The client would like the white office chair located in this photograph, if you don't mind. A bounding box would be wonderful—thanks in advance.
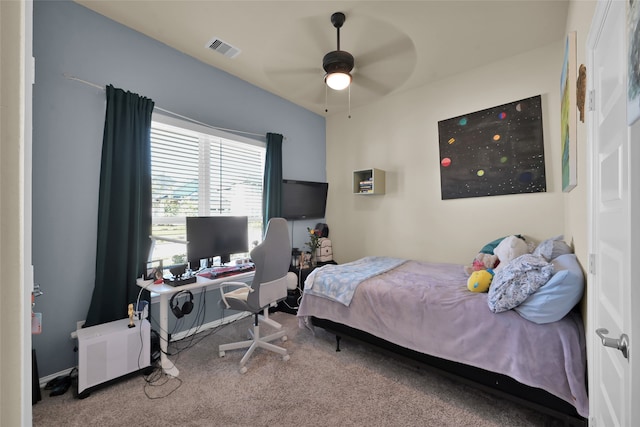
[218,218,292,373]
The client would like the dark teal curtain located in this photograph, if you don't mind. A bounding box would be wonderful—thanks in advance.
[85,85,155,327]
[262,133,283,229]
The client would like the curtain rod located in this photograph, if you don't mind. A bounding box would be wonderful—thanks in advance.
[63,73,269,139]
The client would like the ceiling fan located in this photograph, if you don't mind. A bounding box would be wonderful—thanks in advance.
[323,12,354,91]
[262,10,417,113]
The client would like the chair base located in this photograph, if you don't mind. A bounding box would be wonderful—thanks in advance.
[259,307,282,330]
[219,314,289,373]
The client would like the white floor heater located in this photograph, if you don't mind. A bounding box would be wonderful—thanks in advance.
[76,317,150,396]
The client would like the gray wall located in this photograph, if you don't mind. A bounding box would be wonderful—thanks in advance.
[32,0,325,377]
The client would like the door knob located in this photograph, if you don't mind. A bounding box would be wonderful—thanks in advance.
[596,328,629,359]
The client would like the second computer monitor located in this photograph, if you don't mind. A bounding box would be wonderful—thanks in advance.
[186,216,249,268]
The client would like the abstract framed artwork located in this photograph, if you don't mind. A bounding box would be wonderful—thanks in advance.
[438,95,546,200]
[628,0,640,125]
[561,31,577,192]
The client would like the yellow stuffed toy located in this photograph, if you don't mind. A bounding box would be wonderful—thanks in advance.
[467,269,494,292]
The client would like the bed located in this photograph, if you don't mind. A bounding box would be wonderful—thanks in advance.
[296,250,588,426]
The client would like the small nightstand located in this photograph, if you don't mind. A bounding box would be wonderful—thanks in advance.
[293,261,337,290]
[273,262,337,314]
[294,266,315,291]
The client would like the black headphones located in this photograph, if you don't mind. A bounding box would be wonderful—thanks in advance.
[170,290,194,319]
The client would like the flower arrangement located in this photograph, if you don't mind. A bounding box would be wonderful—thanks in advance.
[305,227,321,255]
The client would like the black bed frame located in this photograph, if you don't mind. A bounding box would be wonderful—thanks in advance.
[312,317,587,427]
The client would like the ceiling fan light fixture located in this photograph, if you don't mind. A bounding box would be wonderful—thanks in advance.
[325,71,352,90]
[322,12,355,92]
[322,49,354,91]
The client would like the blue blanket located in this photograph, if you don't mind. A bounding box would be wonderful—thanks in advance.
[304,256,407,306]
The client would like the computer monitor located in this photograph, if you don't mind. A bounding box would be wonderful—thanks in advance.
[186,216,249,268]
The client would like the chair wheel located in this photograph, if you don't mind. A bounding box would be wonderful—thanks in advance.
[219,351,225,357]
[283,354,290,362]
[281,335,288,342]
[239,366,248,374]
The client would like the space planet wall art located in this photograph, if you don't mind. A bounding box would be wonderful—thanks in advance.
[438,95,546,200]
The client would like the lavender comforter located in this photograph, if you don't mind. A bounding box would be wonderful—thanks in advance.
[297,260,588,417]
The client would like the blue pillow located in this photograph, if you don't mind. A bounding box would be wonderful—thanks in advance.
[514,253,584,324]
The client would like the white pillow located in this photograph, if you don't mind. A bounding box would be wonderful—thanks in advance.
[514,254,584,324]
[487,253,553,313]
[532,235,572,261]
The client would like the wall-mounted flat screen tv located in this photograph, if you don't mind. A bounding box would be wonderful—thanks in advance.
[281,179,328,220]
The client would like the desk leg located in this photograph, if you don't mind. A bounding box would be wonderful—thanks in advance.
[159,293,179,377]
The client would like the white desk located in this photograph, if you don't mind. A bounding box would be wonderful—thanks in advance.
[136,271,254,377]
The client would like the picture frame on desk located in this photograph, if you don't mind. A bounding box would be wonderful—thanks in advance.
[144,259,163,281]
[300,253,313,269]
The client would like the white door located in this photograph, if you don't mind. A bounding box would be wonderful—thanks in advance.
[587,0,639,425]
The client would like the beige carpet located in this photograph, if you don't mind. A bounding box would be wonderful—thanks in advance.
[33,312,564,426]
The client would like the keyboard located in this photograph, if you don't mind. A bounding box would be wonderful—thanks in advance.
[197,264,255,279]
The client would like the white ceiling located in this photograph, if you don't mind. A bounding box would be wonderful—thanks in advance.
[75,1,569,116]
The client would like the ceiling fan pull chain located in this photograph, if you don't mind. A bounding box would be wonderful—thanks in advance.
[325,85,328,114]
[348,86,351,119]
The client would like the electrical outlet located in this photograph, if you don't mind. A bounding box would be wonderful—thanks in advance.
[77,320,86,330]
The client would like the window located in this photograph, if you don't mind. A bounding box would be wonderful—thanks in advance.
[149,114,265,268]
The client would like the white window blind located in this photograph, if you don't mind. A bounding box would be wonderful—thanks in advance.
[150,116,265,267]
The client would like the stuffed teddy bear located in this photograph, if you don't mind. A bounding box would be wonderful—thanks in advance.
[467,268,494,292]
[464,253,499,275]
[492,235,529,272]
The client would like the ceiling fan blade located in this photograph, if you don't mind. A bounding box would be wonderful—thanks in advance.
[352,73,394,97]
[331,13,416,95]
[350,36,415,97]
[355,36,416,70]
[299,14,336,54]
[264,67,319,78]
[269,13,335,63]
[309,86,329,106]
[263,13,340,93]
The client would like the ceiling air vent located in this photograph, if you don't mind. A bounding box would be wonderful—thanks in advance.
[206,37,241,58]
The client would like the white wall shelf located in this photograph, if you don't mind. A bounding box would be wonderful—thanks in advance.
[353,168,385,195]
